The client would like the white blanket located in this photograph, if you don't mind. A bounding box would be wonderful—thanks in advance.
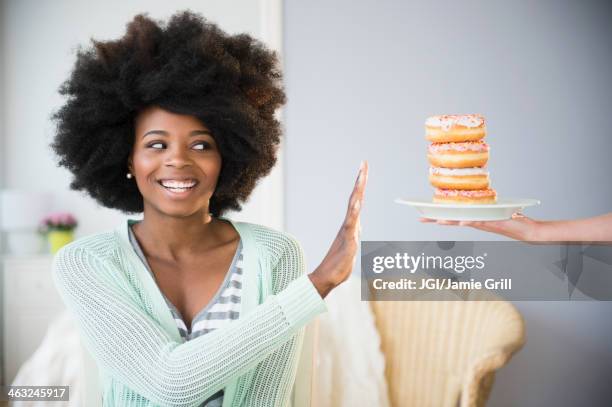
[313,276,391,407]
[11,309,83,407]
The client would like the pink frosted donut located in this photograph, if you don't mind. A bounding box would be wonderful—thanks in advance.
[429,166,490,190]
[425,114,486,143]
[427,141,489,168]
[433,188,497,204]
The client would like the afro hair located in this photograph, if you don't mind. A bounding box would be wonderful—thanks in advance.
[50,10,286,217]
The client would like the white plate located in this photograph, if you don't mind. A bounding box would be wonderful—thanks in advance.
[395,197,540,221]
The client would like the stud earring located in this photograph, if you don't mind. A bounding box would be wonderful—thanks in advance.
[126,173,133,179]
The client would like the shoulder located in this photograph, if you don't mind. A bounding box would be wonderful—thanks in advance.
[55,230,118,261]
[52,230,123,282]
[51,230,146,313]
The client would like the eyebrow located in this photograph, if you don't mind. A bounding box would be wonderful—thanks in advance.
[142,130,212,139]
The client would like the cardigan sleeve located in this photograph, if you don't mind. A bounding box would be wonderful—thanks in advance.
[242,329,306,405]
[51,238,327,407]
[241,232,311,405]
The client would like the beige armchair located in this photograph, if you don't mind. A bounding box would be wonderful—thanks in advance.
[370,291,525,407]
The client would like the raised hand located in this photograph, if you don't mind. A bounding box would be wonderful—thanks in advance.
[308,161,369,298]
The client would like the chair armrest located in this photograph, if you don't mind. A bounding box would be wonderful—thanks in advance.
[459,298,527,407]
[460,341,525,407]
[292,316,320,407]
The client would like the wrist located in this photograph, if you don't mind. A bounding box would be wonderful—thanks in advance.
[308,270,335,299]
[530,220,562,241]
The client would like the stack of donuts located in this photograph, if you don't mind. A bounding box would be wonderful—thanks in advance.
[425,114,497,204]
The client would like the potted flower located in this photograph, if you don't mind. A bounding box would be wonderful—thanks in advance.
[38,212,78,254]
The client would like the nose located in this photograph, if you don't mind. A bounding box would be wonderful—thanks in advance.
[164,144,193,168]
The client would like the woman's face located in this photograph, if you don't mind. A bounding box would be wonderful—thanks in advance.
[129,105,222,218]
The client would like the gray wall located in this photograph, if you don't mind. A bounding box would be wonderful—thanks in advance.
[284,0,612,405]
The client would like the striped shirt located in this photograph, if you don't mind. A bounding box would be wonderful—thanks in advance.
[128,221,243,407]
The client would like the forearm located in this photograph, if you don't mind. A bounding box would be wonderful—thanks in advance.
[242,328,305,405]
[63,272,318,407]
[535,213,612,242]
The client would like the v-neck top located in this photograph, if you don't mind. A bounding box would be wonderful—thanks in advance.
[127,220,243,406]
[127,220,243,339]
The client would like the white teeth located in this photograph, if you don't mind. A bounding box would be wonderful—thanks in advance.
[160,180,197,188]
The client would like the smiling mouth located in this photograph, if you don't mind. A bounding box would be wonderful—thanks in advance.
[157,180,199,195]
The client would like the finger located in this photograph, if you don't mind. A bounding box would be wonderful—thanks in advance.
[419,217,437,223]
[360,160,369,192]
[354,216,361,243]
[346,161,368,220]
[465,220,513,233]
[341,194,360,232]
[353,160,369,200]
[345,197,362,228]
[338,205,360,245]
[353,161,369,211]
[344,187,367,233]
[436,220,460,225]
[347,162,365,210]
[353,162,363,186]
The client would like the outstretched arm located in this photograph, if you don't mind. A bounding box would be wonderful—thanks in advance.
[420,212,612,242]
[244,160,371,404]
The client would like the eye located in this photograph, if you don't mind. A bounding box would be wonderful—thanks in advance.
[146,141,211,150]
[193,141,211,150]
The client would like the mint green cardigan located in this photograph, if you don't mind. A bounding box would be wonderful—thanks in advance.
[51,217,328,406]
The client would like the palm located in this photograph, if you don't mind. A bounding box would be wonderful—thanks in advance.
[315,162,368,288]
[419,214,539,241]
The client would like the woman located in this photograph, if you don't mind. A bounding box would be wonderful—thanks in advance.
[50,11,368,406]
